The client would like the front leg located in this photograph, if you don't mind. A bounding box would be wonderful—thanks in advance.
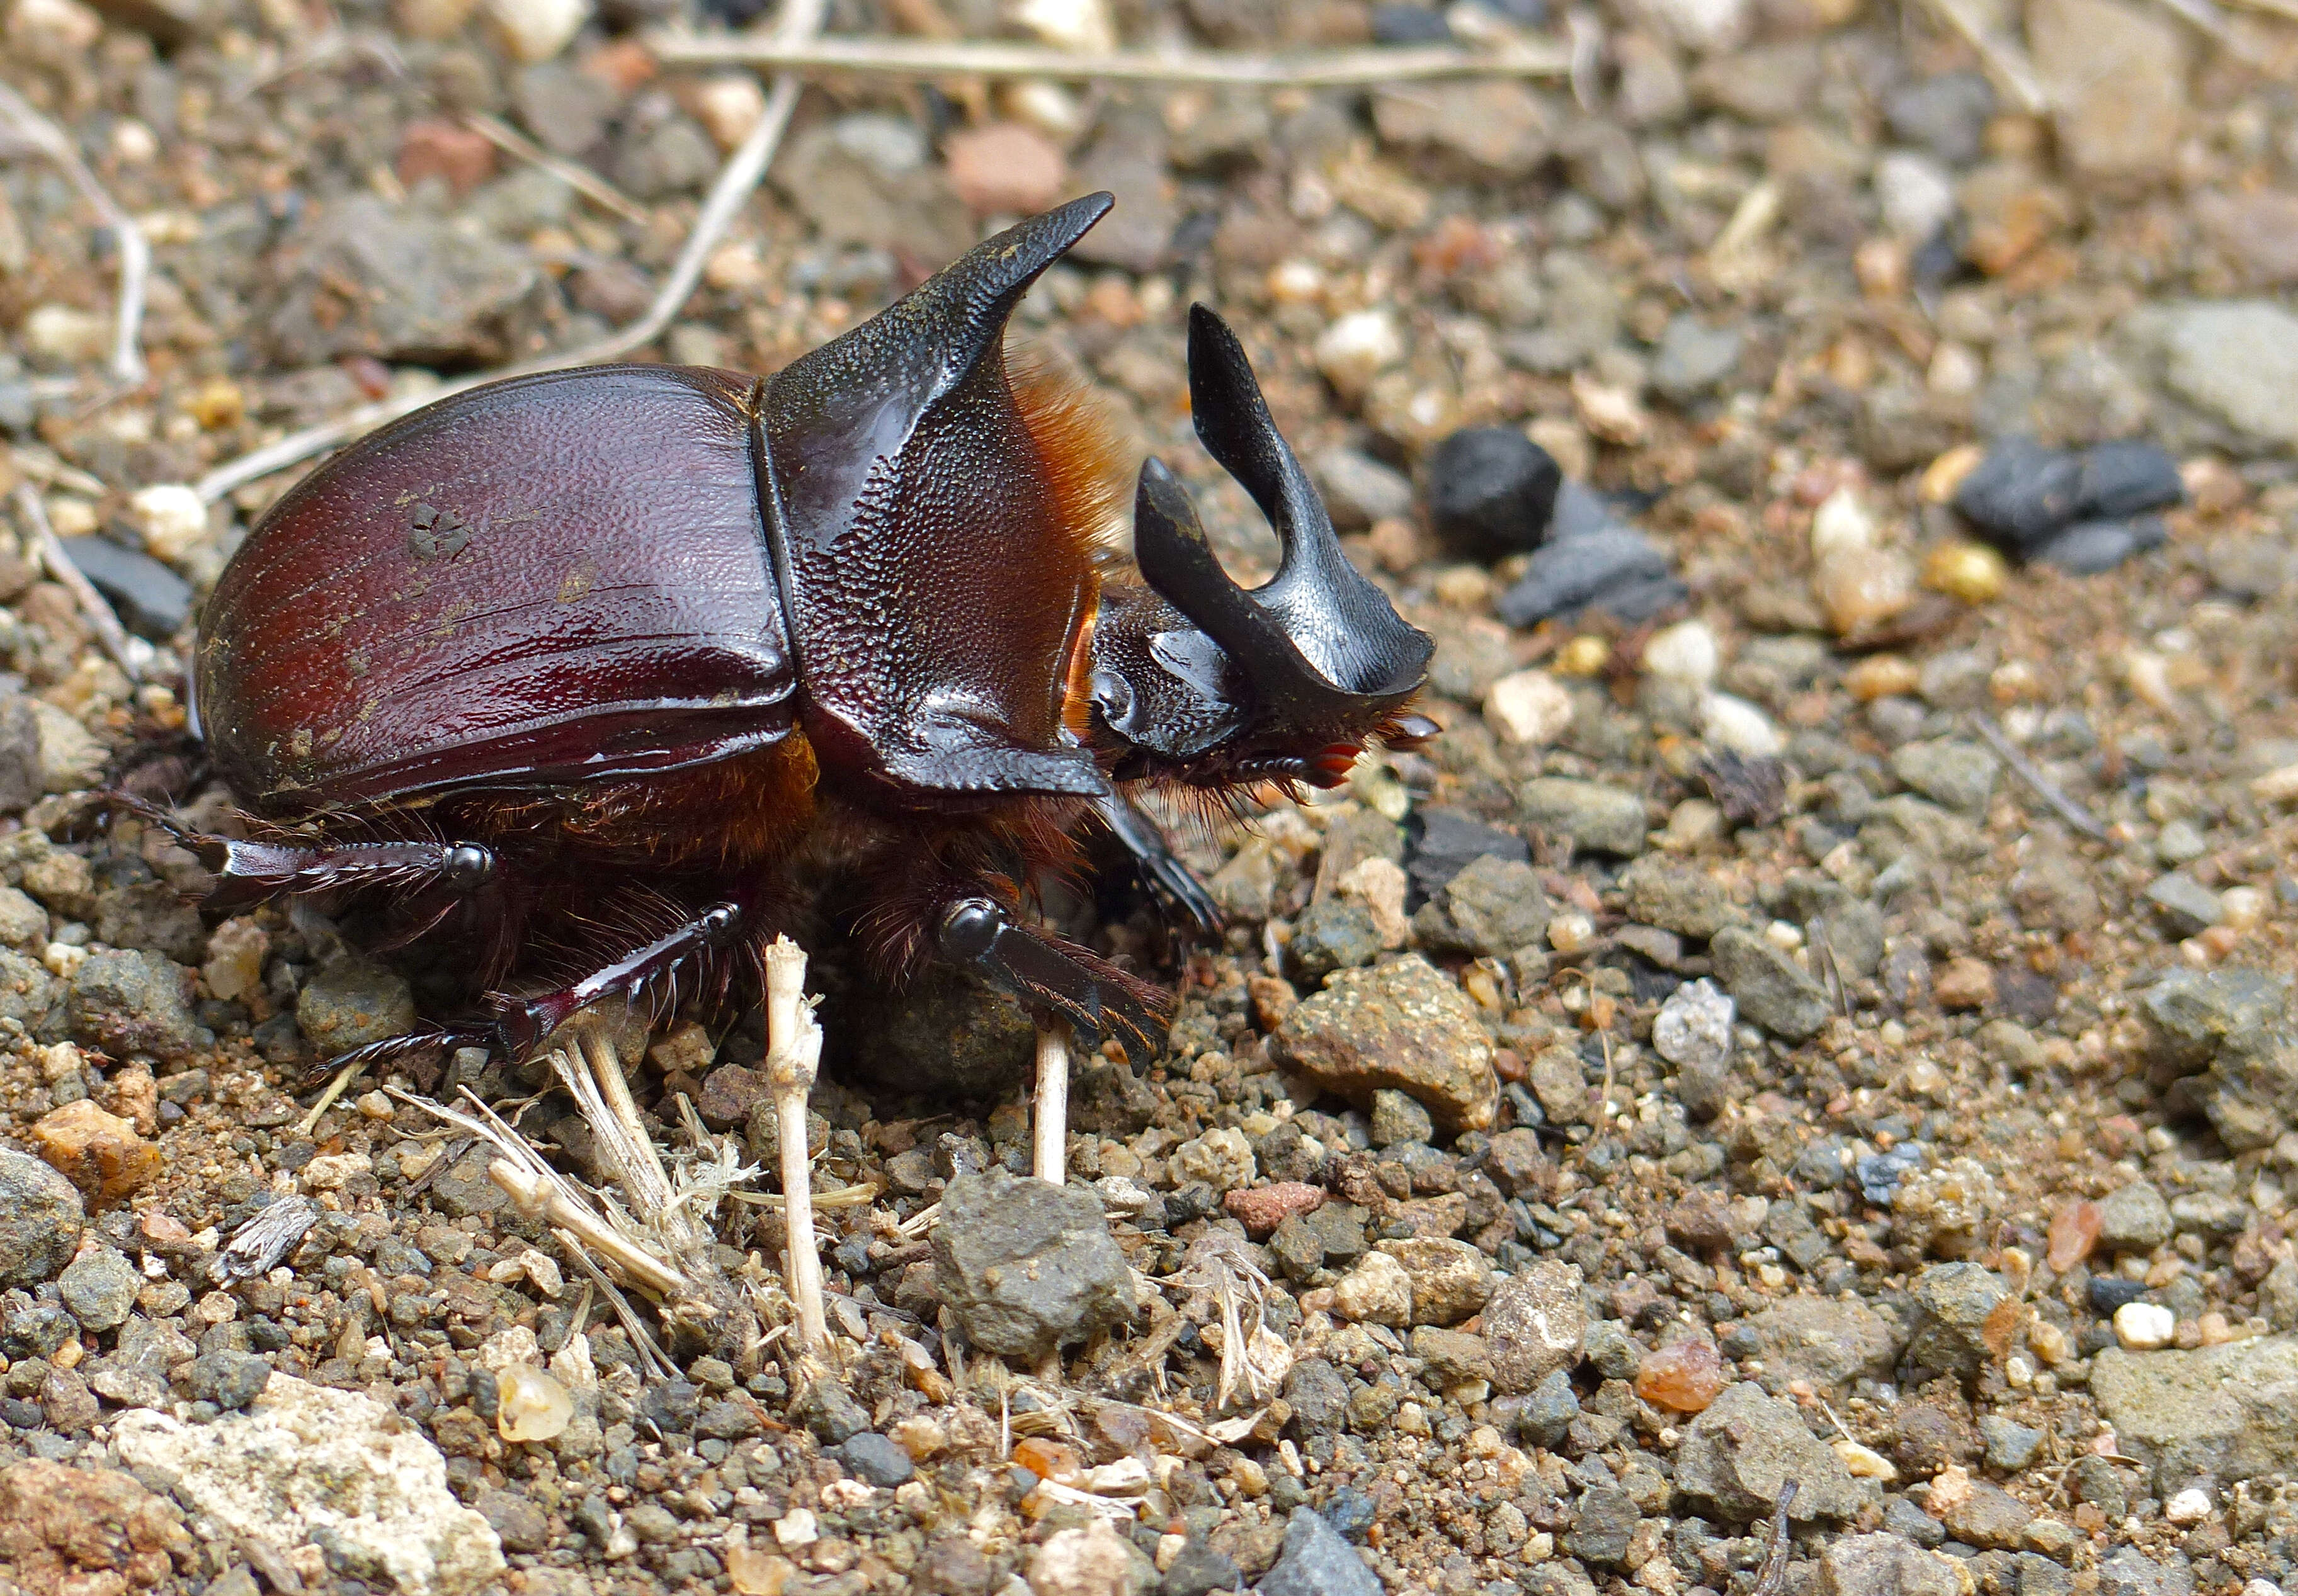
[1092,790,1222,936]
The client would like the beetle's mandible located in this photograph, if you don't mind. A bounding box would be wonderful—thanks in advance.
[165,193,1434,1078]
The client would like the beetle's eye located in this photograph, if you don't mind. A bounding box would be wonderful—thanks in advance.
[1089,668,1135,728]
[445,844,495,888]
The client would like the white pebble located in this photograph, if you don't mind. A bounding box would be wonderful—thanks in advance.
[1875,150,1957,244]
[1010,0,1115,52]
[771,1508,819,1549]
[690,74,766,152]
[2164,1486,2212,1525]
[130,484,210,564]
[1484,669,1573,746]
[495,1363,574,1442]
[1315,309,1404,398]
[485,0,588,62]
[1641,620,1719,688]
[2113,1301,2176,1350]
[2243,1580,2284,1596]
[20,303,109,366]
[1701,691,1783,758]
[1809,487,1877,558]
[1547,912,1596,954]
[5,0,101,59]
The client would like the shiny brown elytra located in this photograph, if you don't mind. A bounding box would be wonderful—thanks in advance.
[166,193,1434,1072]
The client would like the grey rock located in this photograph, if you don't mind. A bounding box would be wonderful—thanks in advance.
[1518,778,1647,857]
[1258,1507,1379,1596]
[1411,852,1551,957]
[774,115,970,263]
[1163,1539,1239,1596]
[92,864,206,964]
[1515,1367,1579,1447]
[2124,300,2298,455]
[791,1377,869,1445]
[2011,849,2103,934]
[1314,448,1415,531]
[1673,1381,1861,1523]
[57,1245,139,1332]
[1783,876,1886,980]
[2156,818,2208,866]
[1884,69,1997,165]
[1890,740,1998,815]
[1368,1090,1433,1149]
[1268,1215,1324,1283]
[2143,966,2285,1073]
[1618,855,1744,940]
[2090,1337,2298,1486]
[2169,1191,2248,1237]
[0,696,43,815]
[611,113,717,201]
[1583,1319,1642,1381]
[1405,808,1530,905]
[836,1432,915,1486]
[0,1149,82,1286]
[2032,516,2168,575]
[57,538,192,639]
[2263,1255,2298,1330]
[1377,1237,1494,1326]
[1709,927,1830,1042]
[0,948,60,1033]
[1906,1262,2009,1378]
[2018,1555,2074,1596]
[2097,1549,2193,1596]
[1981,1414,2046,1471]
[474,1489,550,1554]
[933,1168,1137,1360]
[1269,955,1499,1133]
[1566,1486,1638,1566]
[1494,526,1683,629]
[1820,1533,1972,1596]
[180,1349,272,1412]
[842,965,1033,1099]
[1286,897,1382,984]
[1650,314,1743,403]
[1066,133,1176,271]
[71,949,210,1065]
[513,62,618,155]
[1409,1326,1492,1387]
[297,958,417,1060]
[1483,1260,1585,1392]
[1734,1297,1907,1398]
[1280,1359,1350,1436]
[1425,427,1561,560]
[261,196,539,367]
[2099,1182,2173,1252]
[2143,873,2221,937]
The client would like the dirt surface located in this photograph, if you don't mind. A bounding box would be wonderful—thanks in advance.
[7,0,2298,1594]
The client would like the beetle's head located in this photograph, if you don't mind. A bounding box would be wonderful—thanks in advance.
[1089,307,1435,791]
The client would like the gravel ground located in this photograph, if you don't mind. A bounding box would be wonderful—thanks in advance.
[6,0,2298,1594]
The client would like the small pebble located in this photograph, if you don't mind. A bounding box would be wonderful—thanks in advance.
[1484,669,1573,746]
[2164,1486,2212,1525]
[495,1364,574,1442]
[2113,1301,2176,1350]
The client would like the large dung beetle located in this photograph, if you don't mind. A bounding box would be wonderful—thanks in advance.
[154,192,1431,1340]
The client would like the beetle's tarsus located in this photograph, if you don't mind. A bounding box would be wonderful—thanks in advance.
[935,894,1166,1061]
[492,899,748,1061]
[1091,791,1222,936]
[297,1024,482,1091]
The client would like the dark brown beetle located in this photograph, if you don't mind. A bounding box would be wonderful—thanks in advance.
[164,192,1431,1084]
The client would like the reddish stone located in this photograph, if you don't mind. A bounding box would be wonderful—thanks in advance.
[1224,1181,1327,1237]
[30,1101,159,1207]
[945,123,1067,217]
[1634,1340,1727,1414]
[0,1459,186,1593]
[1933,956,1996,1012]
[395,119,497,196]
[2046,1199,2100,1271]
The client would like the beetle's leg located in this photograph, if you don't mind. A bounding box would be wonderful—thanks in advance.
[1091,791,1223,936]
[297,1024,488,1091]
[935,894,1168,1065]
[105,793,504,916]
[490,900,749,1061]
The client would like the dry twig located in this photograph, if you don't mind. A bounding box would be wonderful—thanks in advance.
[649,30,1569,84]
[0,83,149,392]
[1968,713,2108,840]
[11,483,144,681]
[192,0,830,506]
[1911,0,2047,114]
[462,113,651,225]
[1753,1481,1798,1596]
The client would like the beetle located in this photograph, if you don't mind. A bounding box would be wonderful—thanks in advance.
[159,191,1431,1098]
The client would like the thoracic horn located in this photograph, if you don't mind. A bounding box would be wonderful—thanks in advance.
[1130,306,1431,728]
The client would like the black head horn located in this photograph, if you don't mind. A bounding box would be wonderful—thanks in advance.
[1130,307,1432,727]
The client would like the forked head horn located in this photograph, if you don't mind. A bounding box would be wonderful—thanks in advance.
[1130,306,1431,732]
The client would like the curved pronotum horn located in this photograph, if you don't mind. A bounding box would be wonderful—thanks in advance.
[1130,307,1432,722]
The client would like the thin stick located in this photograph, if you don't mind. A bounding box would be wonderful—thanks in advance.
[1912,0,2047,114]
[0,83,148,390]
[1753,1481,1798,1596]
[2220,0,2298,19]
[294,1055,365,1138]
[462,113,651,226]
[1033,1021,1071,1188]
[648,31,1570,84]
[765,935,829,1355]
[191,0,829,507]
[1968,713,2107,841]
[12,484,142,681]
